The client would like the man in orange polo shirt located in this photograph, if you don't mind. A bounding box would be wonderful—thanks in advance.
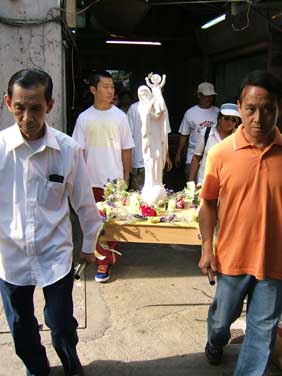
[199,70,282,375]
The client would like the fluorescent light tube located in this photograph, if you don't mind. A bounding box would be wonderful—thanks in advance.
[201,14,226,29]
[106,40,161,46]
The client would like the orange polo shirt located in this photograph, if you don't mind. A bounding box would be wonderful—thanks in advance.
[201,124,282,280]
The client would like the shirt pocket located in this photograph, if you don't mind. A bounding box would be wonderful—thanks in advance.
[39,179,65,211]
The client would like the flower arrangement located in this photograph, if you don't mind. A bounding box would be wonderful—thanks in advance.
[103,178,128,199]
[96,178,129,222]
[97,179,200,226]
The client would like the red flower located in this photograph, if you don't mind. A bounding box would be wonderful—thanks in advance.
[176,198,185,209]
[140,204,157,217]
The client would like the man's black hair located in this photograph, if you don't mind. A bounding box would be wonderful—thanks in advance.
[88,70,113,88]
[7,69,53,102]
[239,70,282,104]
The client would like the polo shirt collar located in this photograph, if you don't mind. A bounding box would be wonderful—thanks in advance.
[233,124,282,150]
[6,123,60,152]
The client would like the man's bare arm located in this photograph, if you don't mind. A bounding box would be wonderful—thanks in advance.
[122,148,132,186]
[174,134,188,168]
[198,198,218,274]
[188,154,201,182]
[166,152,173,171]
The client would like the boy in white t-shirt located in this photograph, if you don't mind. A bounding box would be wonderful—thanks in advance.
[174,82,219,180]
[72,70,135,282]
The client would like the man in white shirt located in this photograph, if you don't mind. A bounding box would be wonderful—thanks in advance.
[1,69,101,376]
[127,101,146,190]
[174,82,219,180]
[72,71,134,283]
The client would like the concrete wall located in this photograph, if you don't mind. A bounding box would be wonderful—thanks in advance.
[0,0,66,131]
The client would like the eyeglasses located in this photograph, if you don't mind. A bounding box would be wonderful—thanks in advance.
[222,115,239,123]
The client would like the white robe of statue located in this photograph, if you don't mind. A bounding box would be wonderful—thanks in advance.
[137,84,169,206]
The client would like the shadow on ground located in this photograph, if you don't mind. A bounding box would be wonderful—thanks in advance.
[74,236,203,281]
[51,350,282,376]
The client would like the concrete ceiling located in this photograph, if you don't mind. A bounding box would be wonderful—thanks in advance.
[77,0,282,42]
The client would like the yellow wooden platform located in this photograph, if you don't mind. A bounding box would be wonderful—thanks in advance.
[100,221,201,245]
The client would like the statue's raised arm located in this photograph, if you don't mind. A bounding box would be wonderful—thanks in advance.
[159,74,166,89]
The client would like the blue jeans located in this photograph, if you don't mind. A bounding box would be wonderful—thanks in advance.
[0,267,82,376]
[208,273,282,376]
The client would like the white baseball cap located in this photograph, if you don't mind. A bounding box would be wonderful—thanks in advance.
[197,82,217,96]
[220,103,241,118]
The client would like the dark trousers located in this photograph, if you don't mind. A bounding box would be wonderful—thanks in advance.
[0,267,82,376]
[129,167,145,191]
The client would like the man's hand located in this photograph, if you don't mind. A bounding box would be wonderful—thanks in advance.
[79,252,96,264]
[198,250,217,275]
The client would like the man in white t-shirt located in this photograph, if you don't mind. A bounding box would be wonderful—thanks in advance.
[174,82,219,180]
[72,70,135,283]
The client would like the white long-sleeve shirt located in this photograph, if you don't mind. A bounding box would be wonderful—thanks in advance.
[127,102,144,168]
[0,123,102,287]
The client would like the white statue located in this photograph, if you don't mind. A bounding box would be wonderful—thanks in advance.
[137,76,169,206]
